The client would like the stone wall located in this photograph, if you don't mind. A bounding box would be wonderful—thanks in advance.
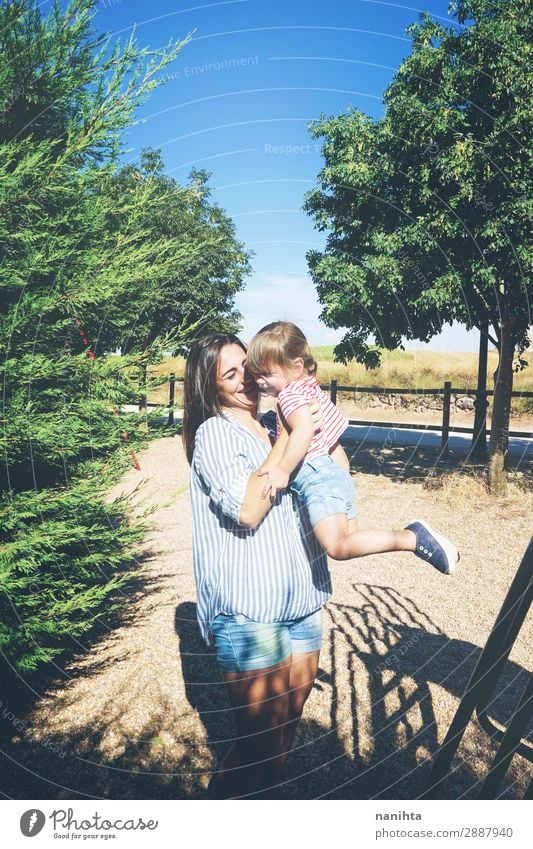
[342,391,476,414]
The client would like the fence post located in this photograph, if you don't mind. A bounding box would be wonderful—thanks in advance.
[471,390,489,459]
[471,323,489,460]
[441,381,452,455]
[168,373,176,426]
[330,379,338,406]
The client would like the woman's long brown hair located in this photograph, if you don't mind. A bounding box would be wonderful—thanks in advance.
[182,333,246,464]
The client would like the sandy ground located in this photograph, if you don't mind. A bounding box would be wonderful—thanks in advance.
[2,433,532,801]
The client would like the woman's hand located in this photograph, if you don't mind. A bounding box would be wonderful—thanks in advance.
[257,464,290,499]
[308,399,322,431]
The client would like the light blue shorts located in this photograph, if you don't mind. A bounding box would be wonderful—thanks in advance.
[290,454,357,527]
[210,608,323,672]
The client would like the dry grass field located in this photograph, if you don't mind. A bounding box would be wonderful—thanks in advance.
[145,348,533,427]
[150,347,533,394]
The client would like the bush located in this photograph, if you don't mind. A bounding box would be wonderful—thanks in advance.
[0,472,147,672]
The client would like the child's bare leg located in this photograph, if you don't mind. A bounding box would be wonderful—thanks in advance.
[314,514,416,561]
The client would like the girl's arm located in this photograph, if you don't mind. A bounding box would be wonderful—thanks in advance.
[257,404,315,496]
[240,399,321,524]
[274,405,315,475]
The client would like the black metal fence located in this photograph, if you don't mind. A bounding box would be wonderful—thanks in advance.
[326,379,533,455]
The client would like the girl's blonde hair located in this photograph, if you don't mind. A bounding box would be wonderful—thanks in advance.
[246,321,317,377]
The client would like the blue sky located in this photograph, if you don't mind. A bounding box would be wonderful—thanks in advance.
[79,0,481,352]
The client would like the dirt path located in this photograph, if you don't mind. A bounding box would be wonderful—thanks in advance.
[4,435,532,800]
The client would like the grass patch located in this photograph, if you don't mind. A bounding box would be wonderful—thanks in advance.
[422,467,532,509]
[314,349,533,392]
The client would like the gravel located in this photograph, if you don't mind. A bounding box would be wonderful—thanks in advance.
[4,434,532,800]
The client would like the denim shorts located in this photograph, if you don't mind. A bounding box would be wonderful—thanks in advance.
[210,608,323,673]
[290,454,356,527]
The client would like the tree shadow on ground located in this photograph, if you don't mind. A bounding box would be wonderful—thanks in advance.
[313,586,532,799]
[0,535,180,800]
[1,589,530,800]
[174,594,532,800]
[341,435,532,484]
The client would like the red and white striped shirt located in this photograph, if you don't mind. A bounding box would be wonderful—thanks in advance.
[277,375,348,463]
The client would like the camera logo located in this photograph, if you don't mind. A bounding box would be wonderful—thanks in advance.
[20,809,46,837]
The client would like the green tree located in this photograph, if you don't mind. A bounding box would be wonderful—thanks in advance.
[113,153,251,359]
[0,0,190,489]
[0,1,250,671]
[95,150,251,415]
[304,0,531,494]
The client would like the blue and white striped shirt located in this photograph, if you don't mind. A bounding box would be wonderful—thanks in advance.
[190,412,332,643]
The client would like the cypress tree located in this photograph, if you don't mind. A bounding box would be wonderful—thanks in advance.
[0,0,250,670]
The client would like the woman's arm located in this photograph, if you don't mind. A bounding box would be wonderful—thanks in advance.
[194,421,284,530]
[238,428,290,528]
[193,407,321,531]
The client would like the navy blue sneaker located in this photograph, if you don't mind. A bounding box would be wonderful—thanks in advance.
[405,520,459,575]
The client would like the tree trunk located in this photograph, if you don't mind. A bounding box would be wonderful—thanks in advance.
[488,313,515,496]
[138,362,148,432]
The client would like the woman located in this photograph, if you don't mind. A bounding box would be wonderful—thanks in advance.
[182,332,331,799]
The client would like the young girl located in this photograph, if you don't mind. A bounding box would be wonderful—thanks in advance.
[246,321,459,574]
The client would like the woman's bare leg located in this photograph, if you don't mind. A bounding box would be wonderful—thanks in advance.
[212,649,320,798]
[213,658,291,799]
[279,649,320,763]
